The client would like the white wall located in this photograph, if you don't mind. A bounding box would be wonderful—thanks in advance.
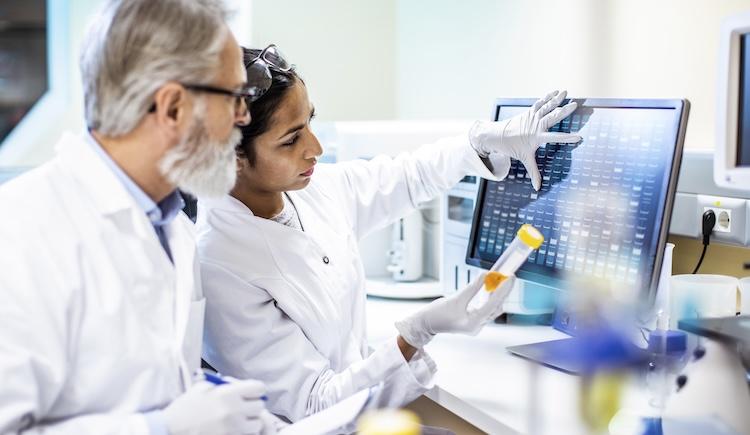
[3,0,749,165]
[395,0,750,150]
[248,0,398,122]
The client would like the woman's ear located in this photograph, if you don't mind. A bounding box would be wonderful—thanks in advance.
[236,156,247,173]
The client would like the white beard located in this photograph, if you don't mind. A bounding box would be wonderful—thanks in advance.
[159,104,241,199]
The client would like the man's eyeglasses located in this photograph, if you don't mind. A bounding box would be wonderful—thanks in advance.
[147,83,258,116]
[146,44,291,115]
[182,83,260,113]
[244,44,293,102]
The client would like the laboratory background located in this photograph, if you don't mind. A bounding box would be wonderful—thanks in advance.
[3,0,750,434]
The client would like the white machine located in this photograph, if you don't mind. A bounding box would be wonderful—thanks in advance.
[386,210,424,282]
[714,10,750,190]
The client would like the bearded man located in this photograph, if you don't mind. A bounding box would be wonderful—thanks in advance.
[0,1,279,434]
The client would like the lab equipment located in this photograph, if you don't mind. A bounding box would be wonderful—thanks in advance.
[442,176,483,290]
[467,224,543,311]
[663,316,750,435]
[714,10,750,190]
[386,210,424,282]
[467,98,689,372]
[651,243,675,330]
[668,274,738,329]
[645,328,687,409]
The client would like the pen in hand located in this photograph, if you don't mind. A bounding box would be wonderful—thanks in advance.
[201,371,268,401]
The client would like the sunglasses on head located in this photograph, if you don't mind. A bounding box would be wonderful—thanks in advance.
[244,44,293,103]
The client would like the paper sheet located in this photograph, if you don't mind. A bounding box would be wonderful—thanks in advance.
[279,388,371,435]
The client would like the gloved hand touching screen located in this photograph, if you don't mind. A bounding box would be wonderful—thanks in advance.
[469,89,582,191]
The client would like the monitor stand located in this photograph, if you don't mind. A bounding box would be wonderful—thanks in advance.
[506,306,583,374]
[506,337,586,374]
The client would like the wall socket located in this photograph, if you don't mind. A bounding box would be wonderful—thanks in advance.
[696,195,746,244]
[703,206,731,233]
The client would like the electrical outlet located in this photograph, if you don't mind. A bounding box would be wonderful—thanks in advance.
[703,206,731,233]
[696,195,747,244]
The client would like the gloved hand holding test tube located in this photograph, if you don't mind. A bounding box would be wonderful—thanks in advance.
[395,226,543,347]
[467,224,544,312]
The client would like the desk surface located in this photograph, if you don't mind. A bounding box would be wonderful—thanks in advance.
[366,296,609,434]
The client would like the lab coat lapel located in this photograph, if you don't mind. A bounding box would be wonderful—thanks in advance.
[258,216,342,326]
[55,132,186,371]
[56,130,177,267]
[170,221,195,345]
[56,133,146,220]
[247,197,343,350]
[168,218,201,385]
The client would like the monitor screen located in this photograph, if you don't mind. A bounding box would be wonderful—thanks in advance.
[737,33,750,167]
[466,99,688,303]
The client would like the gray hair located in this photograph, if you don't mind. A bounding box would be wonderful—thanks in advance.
[80,0,230,136]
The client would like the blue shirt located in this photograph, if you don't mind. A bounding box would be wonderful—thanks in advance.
[85,132,184,263]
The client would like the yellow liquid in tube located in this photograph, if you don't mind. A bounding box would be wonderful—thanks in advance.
[467,224,544,312]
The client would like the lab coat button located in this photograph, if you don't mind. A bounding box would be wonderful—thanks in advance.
[323,256,330,264]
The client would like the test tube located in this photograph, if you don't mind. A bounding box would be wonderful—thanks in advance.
[467,224,544,311]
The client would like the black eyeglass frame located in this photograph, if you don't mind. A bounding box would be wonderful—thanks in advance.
[147,83,260,113]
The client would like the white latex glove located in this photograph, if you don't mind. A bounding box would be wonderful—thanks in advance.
[395,273,516,348]
[260,409,288,434]
[163,379,271,435]
[469,90,582,191]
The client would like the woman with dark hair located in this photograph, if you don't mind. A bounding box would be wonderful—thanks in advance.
[196,45,580,422]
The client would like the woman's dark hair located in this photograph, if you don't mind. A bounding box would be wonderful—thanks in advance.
[237,47,301,166]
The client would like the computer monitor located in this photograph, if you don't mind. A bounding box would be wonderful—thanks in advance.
[466,98,690,372]
[715,11,750,190]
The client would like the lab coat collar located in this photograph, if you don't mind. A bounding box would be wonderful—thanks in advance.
[55,132,148,217]
[200,193,255,216]
[200,193,310,232]
[81,131,185,227]
[55,132,176,270]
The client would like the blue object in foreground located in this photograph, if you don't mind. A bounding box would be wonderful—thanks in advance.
[203,371,228,385]
[203,371,268,401]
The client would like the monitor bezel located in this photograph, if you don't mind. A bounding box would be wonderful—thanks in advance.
[715,12,750,189]
[465,97,689,307]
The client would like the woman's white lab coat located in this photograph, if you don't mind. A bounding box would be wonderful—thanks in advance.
[0,133,205,434]
[196,137,503,422]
